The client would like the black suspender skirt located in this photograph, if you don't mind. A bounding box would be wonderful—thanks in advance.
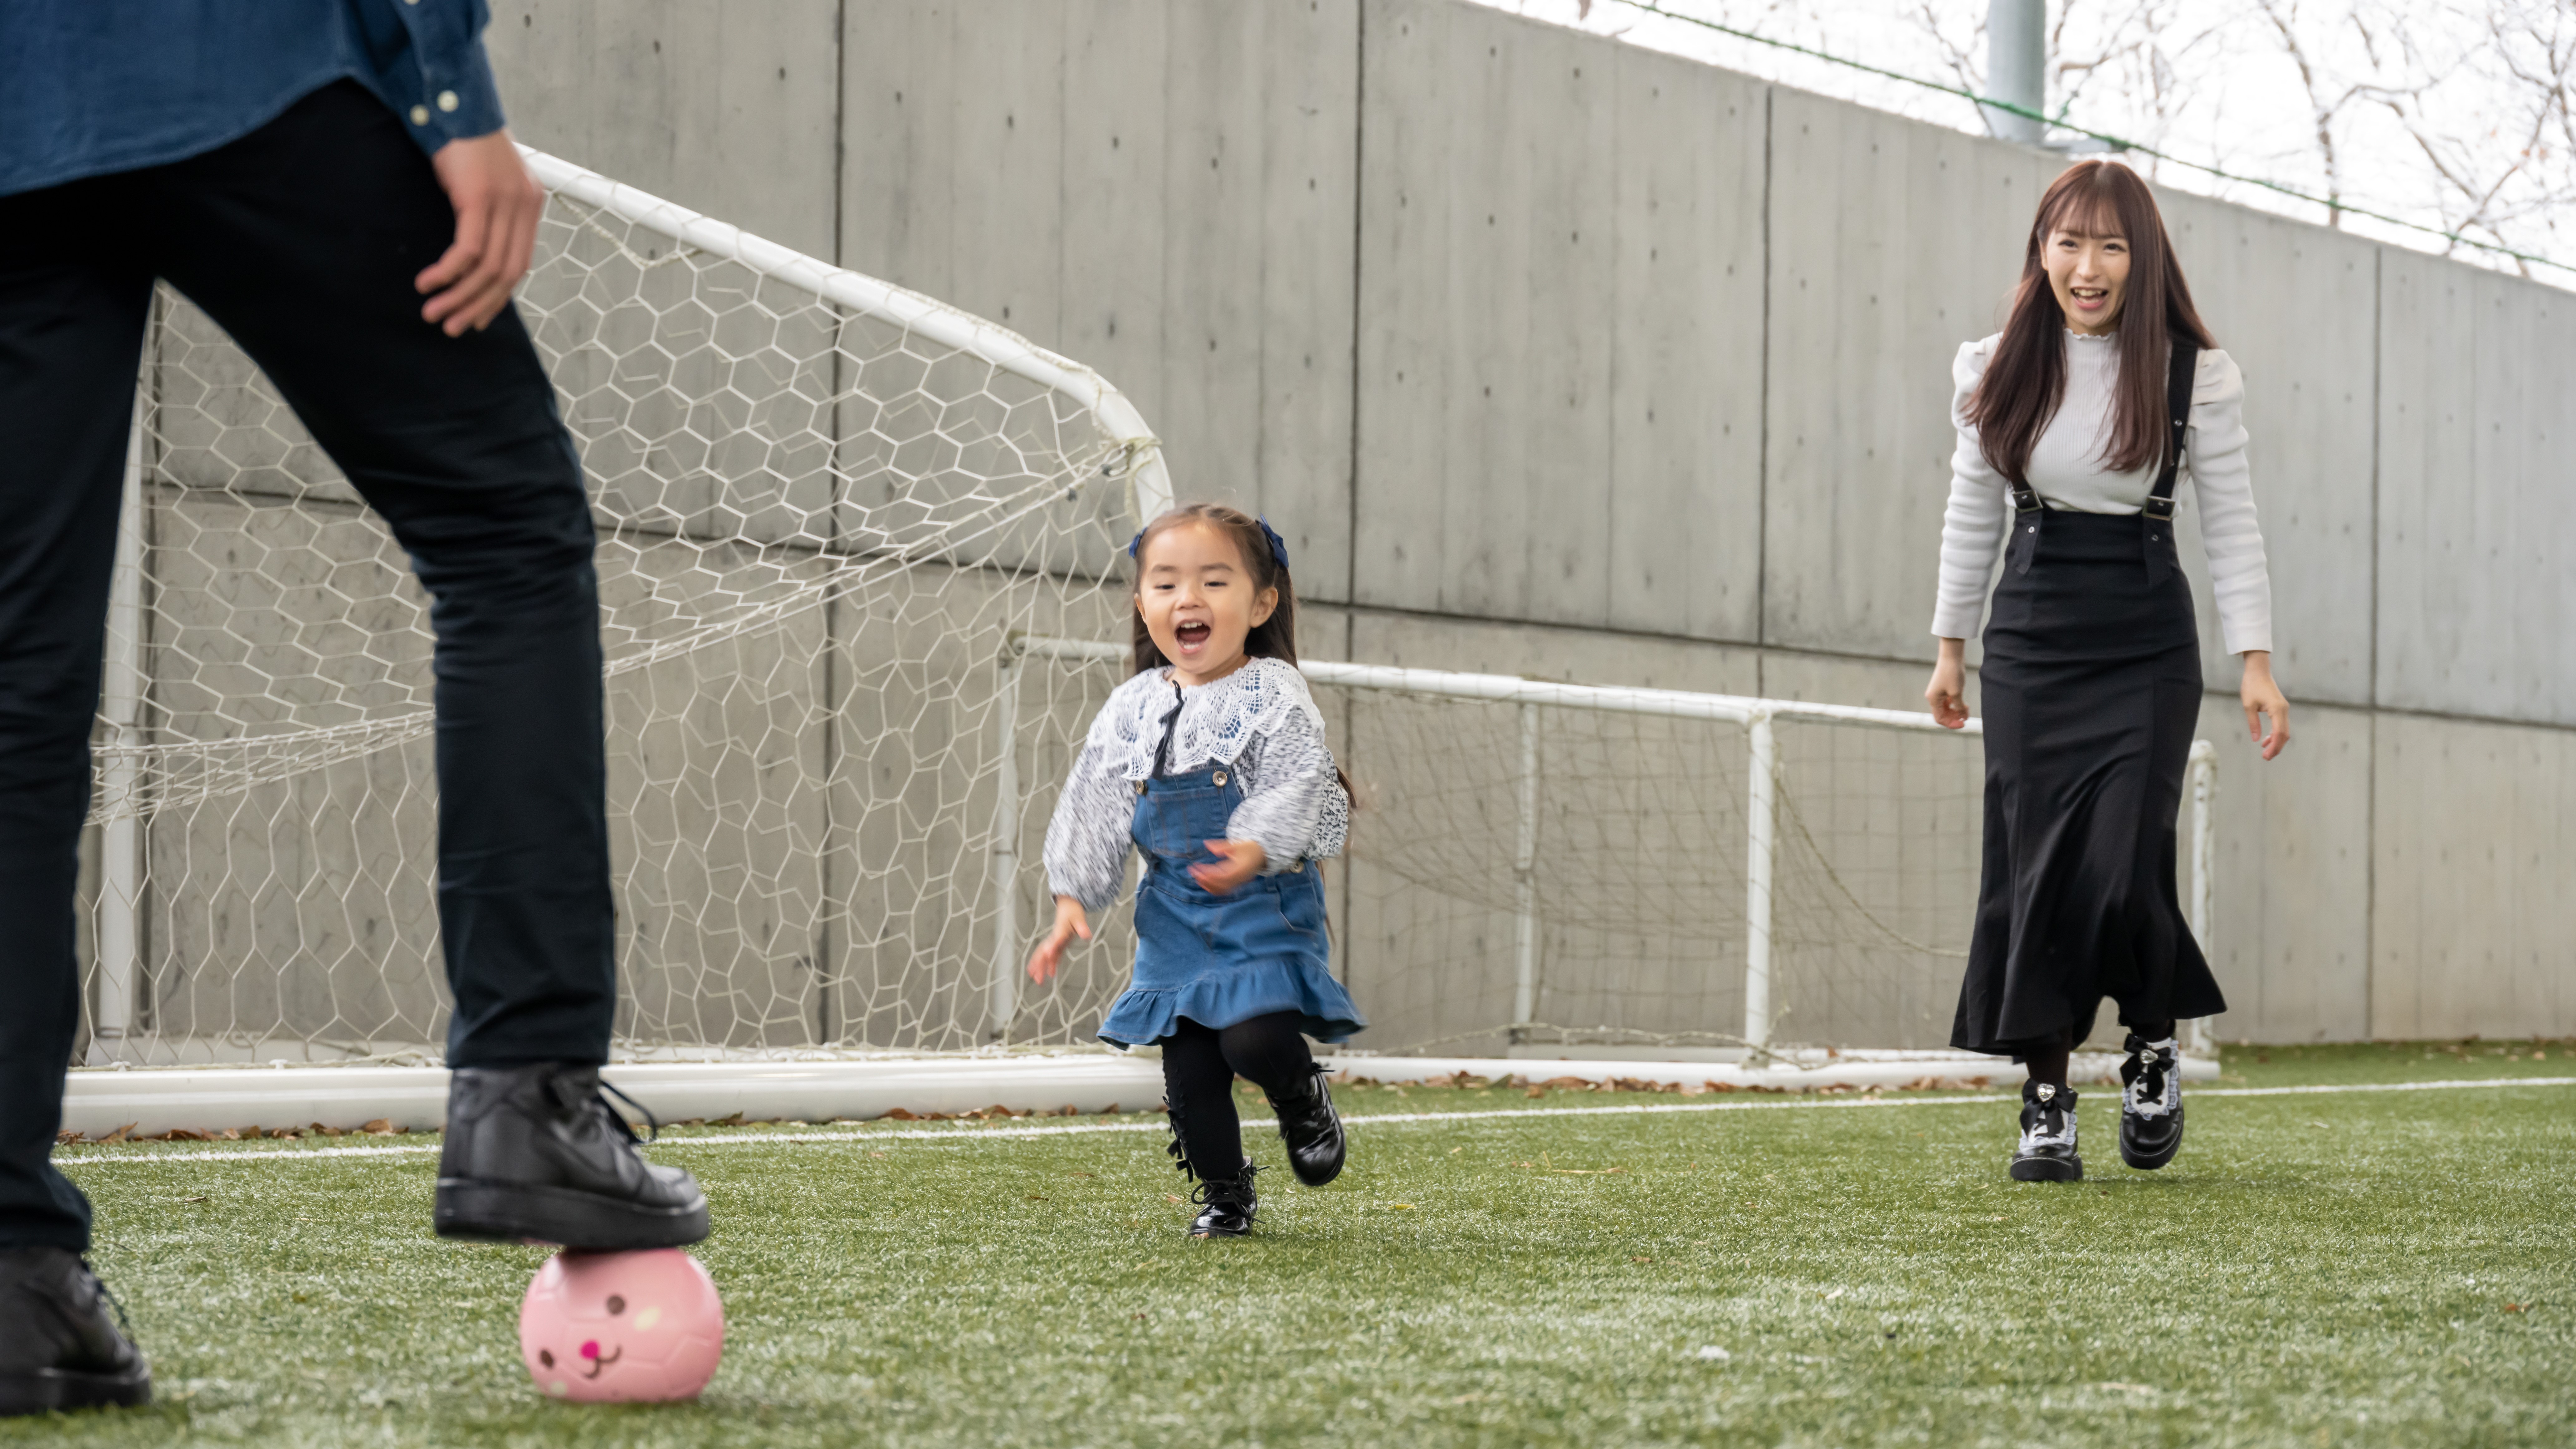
[1949,343,2228,1057]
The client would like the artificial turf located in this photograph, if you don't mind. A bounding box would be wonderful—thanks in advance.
[13,1042,2572,1448]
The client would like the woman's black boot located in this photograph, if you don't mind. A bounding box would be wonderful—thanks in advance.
[1188,1159,1261,1238]
[2118,1033,2185,1169]
[1270,1064,1346,1187]
[2008,1081,2083,1182]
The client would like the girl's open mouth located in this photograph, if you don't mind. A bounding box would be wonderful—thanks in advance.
[1175,621,1211,649]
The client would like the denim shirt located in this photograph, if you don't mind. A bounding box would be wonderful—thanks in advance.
[0,0,506,198]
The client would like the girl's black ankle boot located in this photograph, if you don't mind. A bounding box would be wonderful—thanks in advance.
[1188,1159,1261,1238]
[1271,1064,1346,1187]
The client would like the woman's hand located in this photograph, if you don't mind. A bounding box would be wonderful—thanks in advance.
[1925,638,1970,729]
[1190,839,1266,894]
[1027,896,1090,984]
[2241,651,2291,760]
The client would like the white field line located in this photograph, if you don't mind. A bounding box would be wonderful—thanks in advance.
[55,1074,2576,1169]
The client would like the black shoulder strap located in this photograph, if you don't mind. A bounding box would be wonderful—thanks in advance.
[1149,682,1184,779]
[2141,341,2199,522]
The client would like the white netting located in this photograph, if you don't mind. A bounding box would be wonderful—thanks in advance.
[78,154,1148,1064]
[1337,695,1985,1056]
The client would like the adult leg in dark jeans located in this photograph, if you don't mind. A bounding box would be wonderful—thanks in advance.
[0,166,159,1416]
[131,84,707,1249]
[0,86,703,1408]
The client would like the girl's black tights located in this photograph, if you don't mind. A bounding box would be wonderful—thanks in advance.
[1159,1011,1315,1181]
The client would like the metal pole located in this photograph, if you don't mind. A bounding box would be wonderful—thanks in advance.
[93,403,148,1065]
[1509,701,1541,1043]
[985,646,1024,1040]
[1984,0,2047,144]
[1743,711,1778,1051]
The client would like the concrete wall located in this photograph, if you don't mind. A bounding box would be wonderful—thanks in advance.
[114,0,2553,1050]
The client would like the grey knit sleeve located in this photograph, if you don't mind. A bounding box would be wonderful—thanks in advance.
[1227,706,1349,870]
[1042,710,1138,912]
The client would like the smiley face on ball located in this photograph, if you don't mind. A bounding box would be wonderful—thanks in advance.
[531,1292,638,1381]
[519,1251,723,1403]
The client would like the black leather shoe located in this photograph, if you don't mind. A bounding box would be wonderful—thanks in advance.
[1271,1064,1346,1187]
[2008,1081,2083,1182]
[0,1247,150,1416]
[435,1063,709,1249]
[1188,1159,1260,1238]
[2118,1033,2185,1170]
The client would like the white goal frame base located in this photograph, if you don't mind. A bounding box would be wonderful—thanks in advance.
[59,1050,2213,1138]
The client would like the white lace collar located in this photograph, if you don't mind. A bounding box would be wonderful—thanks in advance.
[1104,657,1325,779]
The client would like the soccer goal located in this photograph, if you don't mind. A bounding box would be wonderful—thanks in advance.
[83,148,1169,1068]
[76,149,2215,1089]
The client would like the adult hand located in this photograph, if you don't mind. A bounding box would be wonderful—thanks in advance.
[1027,897,1091,985]
[1190,839,1266,895]
[417,131,544,336]
[1925,639,1970,729]
[2241,651,2291,761]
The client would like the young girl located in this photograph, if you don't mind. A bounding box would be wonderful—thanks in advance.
[1027,504,1362,1237]
[1926,159,2290,1182]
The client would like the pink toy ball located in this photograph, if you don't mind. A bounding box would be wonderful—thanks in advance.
[519,1248,724,1403]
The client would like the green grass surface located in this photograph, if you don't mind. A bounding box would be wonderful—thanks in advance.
[17,1043,2574,1447]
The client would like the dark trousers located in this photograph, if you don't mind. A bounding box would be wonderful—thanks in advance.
[0,82,616,1251]
[1160,1012,1316,1182]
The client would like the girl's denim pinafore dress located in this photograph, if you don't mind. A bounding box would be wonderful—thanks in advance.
[1097,689,1366,1049]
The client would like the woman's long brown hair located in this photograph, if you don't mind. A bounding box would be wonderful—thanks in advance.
[1967,159,2216,485]
[1130,503,1352,802]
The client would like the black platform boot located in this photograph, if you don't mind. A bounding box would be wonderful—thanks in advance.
[435,1063,709,1249]
[2118,1033,2185,1170]
[1188,1159,1261,1238]
[1270,1064,1346,1187]
[2008,1081,2083,1182]
[0,1248,150,1416]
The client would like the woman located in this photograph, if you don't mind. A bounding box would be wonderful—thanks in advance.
[1925,159,2290,1183]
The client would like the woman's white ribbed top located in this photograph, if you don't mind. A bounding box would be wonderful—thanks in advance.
[1931,329,2274,655]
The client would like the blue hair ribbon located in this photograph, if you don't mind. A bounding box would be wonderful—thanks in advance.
[1126,516,1293,571]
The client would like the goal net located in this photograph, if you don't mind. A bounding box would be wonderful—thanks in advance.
[81,150,1161,1065]
[78,150,2214,1073]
